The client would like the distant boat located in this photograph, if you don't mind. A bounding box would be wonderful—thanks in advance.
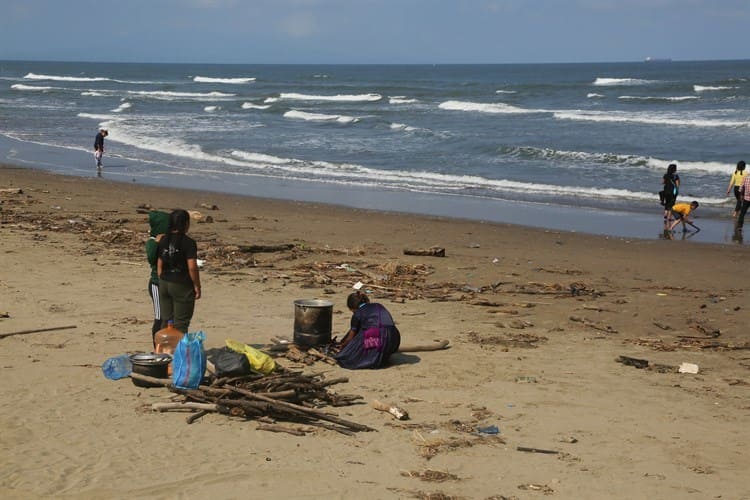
[644,57,672,63]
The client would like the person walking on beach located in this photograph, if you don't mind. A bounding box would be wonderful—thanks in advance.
[668,200,699,232]
[157,209,201,333]
[146,210,169,346]
[736,173,750,231]
[660,163,680,226]
[94,129,108,169]
[726,160,746,217]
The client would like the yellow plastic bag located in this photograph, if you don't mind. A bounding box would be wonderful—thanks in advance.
[225,339,276,375]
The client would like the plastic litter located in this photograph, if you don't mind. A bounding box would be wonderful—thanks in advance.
[476,425,500,435]
[678,362,699,374]
[102,354,132,380]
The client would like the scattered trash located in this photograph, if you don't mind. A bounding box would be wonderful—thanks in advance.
[353,281,364,290]
[678,362,699,374]
[515,376,537,383]
[616,355,649,369]
[372,400,410,420]
[196,259,205,268]
[102,354,132,380]
[559,436,578,444]
[476,425,499,435]
[492,258,499,264]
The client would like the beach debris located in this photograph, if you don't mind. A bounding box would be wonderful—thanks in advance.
[518,483,554,494]
[516,446,559,454]
[569,315,618,334]
[515,376,537,383]
[616,355,649,369]
[476,425,500,435]
[141,368,372,435]
[238,243,295,253]
[468,331,547,349]
[558,436,578,444]
[411,429,505,459]
[0,311,9,318]
[199,203,219,210]
[404,246,445,257]
[400,469,461,482]
[0,324,77,340]
[372,400,410,420]
[678,362,700,374]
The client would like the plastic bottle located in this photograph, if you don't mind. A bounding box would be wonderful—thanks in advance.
[102,354,133,380]
[154,320,183,374]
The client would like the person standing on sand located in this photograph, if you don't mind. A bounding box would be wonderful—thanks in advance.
[157,209,201,333]
[661,163,680,226]
[726,160,746,218]
[146,210,169,346]
[736,173,750,231]
[94,129,108,169]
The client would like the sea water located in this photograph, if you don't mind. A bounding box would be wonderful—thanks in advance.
[1,60,748,243]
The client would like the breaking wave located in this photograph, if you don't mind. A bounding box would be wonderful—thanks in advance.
[193,76,256,84]
[283,110,359,123]
[279,93,382,102]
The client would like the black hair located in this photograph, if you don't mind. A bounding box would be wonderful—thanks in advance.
[690,200,699,208]
[347,291,370,310]
[163,209,190,267]
[737,160,746,173]
[667,163,677,175]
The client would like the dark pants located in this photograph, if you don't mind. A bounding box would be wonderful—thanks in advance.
[158,280,196,333]
[733,186,742,213]
[738,199,750,229]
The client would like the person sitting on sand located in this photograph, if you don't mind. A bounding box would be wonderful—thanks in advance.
[668,201,699,232]
[157,209,201,333]
[146,210,169,346]
[334,291,401,369]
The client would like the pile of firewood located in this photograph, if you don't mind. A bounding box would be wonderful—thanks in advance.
[133,369,373,436]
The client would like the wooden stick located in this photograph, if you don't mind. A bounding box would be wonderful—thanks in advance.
[152,402,218,412]
[372,400,410,420]
[256,423,308,436]
[516,446,559,454]
[187,410,210,424]
[398,340,450,352]
[227,385,374,432]
[0,325,77,339]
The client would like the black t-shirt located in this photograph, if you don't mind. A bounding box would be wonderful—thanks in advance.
[157,233,198,284]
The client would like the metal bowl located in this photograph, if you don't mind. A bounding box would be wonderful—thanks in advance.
[130,352,172,366]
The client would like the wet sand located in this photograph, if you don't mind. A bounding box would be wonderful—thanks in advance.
[1,164,748,499]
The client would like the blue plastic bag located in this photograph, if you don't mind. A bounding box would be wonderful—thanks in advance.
[172,331,206,389]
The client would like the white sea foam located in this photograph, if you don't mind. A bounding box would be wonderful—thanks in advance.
[231,150,294,165]
[193,76,256,84]
[11,84,55,91]
[495,90,517,94]
[587,93,605,99]
[81,91,106,97]
[438,100,538,114]
[619,95,699,102]
[112,102,132,113]
[390,123,418,132]
[693,85,737,92]
[264,97,279,103]
[553,109,747,128]
[204,106,219,112]
[643,157,733,175]
[283,110,358,123]
[24,72,109,82]
[593,78,657,86]
[279,92,382,102]
[389,96,418,104]
[124,90,236,101]
[241,102,271,110]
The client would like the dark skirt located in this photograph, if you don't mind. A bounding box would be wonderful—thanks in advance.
[334,325,401,369]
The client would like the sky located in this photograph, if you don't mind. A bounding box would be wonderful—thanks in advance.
[1,0,748,64]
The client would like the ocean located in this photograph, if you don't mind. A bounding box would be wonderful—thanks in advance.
[1,59,748,244]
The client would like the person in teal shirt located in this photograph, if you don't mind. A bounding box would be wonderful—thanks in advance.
[146,211,169,346]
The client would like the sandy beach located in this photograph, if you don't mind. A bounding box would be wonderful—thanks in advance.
[1,164,748,499]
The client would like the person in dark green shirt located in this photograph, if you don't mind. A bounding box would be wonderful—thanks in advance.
[146,211,169,345]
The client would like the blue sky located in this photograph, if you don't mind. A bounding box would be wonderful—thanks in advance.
[1,0,747,64]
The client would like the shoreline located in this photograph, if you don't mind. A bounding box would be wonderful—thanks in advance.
[1,133,743,246]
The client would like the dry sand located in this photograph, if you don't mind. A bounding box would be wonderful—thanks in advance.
[1,165,748,500]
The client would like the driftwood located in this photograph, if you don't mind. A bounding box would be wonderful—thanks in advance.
[0,324,77,339]
[398,340,450,352]
[569,316,618,334]
[403,247,445,257]
[256,423,310,436]
[238,243,295,253]
[516,446,559,454]
[372,400,410,420]
[616,355,649,369]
